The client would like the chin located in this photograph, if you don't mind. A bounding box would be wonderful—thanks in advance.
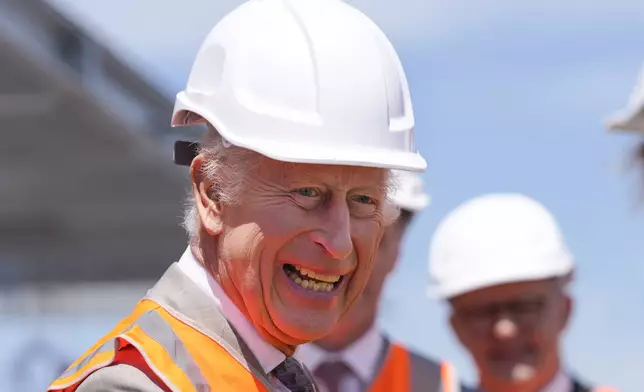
[488,363,538,386]
[274,313,340,343]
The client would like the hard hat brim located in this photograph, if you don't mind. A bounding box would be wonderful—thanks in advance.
[606,110,644,133]
[427,261,574,301]
[171,93,427,172]
[606,64,644,133]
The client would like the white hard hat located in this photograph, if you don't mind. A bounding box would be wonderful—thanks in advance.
[607,63,644,132]
[171,0,426,172]
[428,193,574,299]
[390,170,430,212]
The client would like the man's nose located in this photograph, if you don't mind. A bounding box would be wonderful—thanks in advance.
[492,316,518,340]
[310,200,353,260]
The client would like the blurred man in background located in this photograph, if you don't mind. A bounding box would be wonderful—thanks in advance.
[428,194,616,392]
[297,171,462,392]
[46,0,427,391]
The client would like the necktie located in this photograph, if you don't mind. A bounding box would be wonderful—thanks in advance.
[272,356,316,392]
[313,360,364,392]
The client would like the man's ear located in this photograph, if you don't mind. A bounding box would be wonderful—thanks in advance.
[449,309,467,347]
[561,295,572,332]
[557,272,574,332]
[190,154,224,236]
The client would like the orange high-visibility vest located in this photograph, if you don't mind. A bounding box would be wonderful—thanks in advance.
[368,342,459,392]
[48,299,272,392]
[572,379,619,392]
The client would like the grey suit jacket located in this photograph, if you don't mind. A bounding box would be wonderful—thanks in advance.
[75,263,314,392]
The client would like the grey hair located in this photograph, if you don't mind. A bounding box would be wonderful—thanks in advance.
[181,127,259,238]
[182,127,401,239]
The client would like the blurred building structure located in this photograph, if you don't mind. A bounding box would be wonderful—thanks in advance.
[0,0,197,389]
[0,0,200,283]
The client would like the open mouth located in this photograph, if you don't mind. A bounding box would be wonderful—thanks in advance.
[282,264,344,292]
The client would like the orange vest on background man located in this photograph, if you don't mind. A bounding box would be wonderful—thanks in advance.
[366,340,460,392]
[570,379,619,392]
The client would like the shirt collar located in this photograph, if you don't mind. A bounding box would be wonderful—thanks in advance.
[176,246,286,374]
[295,323,384,383]
[478,369,571,392]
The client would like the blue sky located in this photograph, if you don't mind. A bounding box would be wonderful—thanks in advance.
[44,0,644,389]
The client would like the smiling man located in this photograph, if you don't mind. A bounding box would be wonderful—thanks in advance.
[47,0,426,391]
[428,194,616,392]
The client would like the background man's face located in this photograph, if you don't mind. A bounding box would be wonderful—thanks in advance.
[450,279,571,391]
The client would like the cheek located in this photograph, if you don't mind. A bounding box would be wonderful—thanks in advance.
[459,328,487,352]
[352,219,385,256]
[219,224,267,284]
[349,221,385,288]
[250,201,315,244]
[532,314,562,346]
[366,245,396,290]
[459,335,489,364]
[221,224,260,257]
[367,253,389,285]
[378,233,402,267]
[225,201,310,260]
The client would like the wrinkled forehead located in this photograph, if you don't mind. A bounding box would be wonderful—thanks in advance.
[254,157,390,192]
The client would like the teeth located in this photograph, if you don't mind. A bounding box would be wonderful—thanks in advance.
[295,267,341,283]
[288,272,334,292]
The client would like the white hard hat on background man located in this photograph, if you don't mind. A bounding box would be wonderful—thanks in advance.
[171,0,425,172]
[390,170,431,212]
[428,193,574,299]
[607,63,644,133]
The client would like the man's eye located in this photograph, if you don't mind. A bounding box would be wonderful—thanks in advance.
[294,188,319,197]
[509,299,545,314]
[353,195,376,204]
[461,307,493,320]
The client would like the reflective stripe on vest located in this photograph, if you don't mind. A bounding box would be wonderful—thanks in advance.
[119,310,209,391]
[49,299,159,390]
[48,299,270,392]
[439,361,460,392]
[368,342,460,392]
